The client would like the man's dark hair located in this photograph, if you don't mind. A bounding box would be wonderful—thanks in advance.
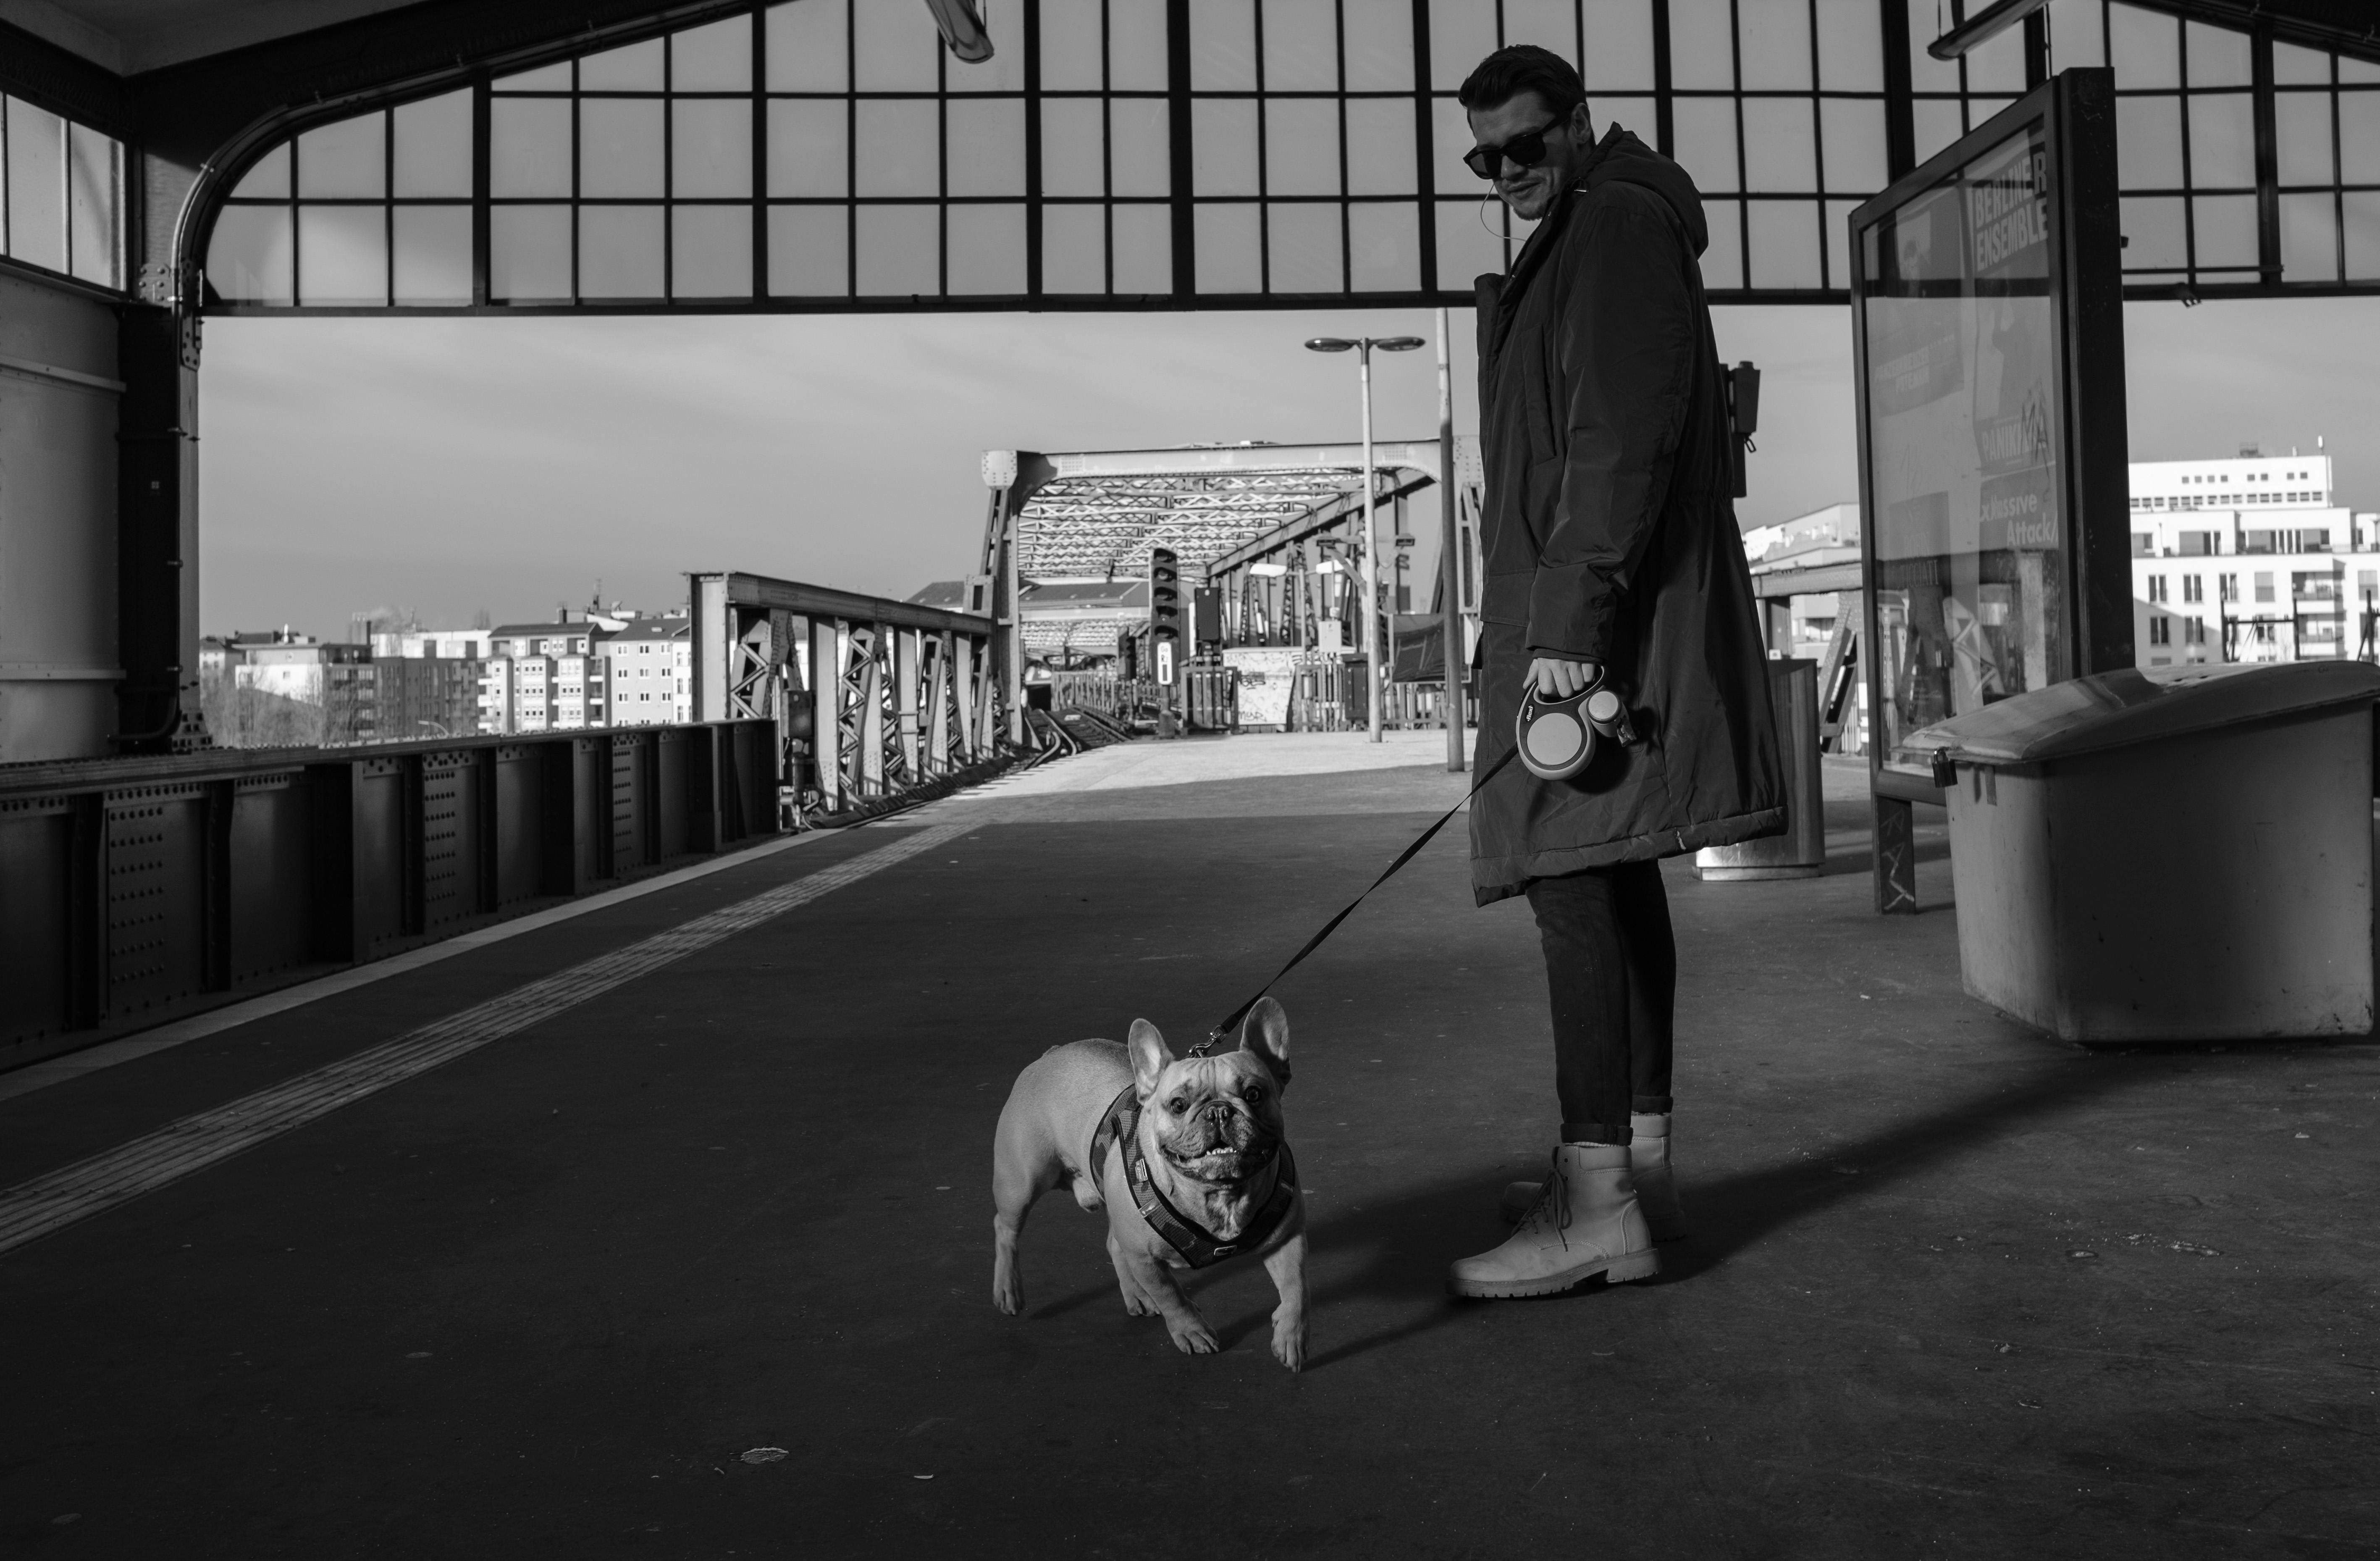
[1457,45,1588,118]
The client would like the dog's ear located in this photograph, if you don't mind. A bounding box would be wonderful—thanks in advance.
[1128,1020,1173,1100]
[1238,997,1291,1088]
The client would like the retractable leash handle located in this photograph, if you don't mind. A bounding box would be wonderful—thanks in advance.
[1516,670,1640,781]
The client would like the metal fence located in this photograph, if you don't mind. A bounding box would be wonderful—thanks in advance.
[0,720,777,1071]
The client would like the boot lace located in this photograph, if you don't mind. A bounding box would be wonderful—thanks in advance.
[1516,1160,1572,1251]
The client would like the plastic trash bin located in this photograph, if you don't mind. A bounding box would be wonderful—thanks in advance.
[1694,658,1824,880]
[1906,661,2380,1044]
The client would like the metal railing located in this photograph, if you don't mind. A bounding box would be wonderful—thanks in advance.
[0,721,778,1072]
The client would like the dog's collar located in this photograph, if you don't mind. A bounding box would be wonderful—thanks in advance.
[1089,1086,1297,1270]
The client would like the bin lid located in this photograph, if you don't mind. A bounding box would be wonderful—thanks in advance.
[1904,661,2380,766]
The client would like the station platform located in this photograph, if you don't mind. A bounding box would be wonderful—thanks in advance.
[2,733,2374,1558]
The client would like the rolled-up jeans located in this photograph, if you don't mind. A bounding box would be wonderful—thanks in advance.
[1524,859,1677,1146]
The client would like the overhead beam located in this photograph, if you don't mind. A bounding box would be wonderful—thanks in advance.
[1204,472,1440,577]
[708,572,995,638]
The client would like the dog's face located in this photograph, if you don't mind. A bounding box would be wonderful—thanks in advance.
[1127,998,1291,1188]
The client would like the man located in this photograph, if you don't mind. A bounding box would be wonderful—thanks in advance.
[1447,46,1784,1299]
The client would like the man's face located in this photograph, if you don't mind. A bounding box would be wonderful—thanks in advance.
[1466,93,1595,224]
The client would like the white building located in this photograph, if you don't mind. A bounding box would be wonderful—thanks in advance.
[480,622,606,733]
[2128,449,2380,667]
[600,617,692,725]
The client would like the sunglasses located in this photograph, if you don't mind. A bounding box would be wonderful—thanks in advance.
[1464,120,1564,181]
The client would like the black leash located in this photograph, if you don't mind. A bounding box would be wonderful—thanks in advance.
[1190,746,1517,1056]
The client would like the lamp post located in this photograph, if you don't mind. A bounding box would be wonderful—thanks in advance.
[1305,333,1425,742]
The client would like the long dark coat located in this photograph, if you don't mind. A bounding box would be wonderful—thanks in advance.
[1467,125,1784,905]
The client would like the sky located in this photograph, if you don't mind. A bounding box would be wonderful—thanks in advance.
[199,295,2380,641]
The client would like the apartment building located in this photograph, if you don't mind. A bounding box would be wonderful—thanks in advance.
[2129,451,2380,667]
[479,622,607,733]
[600,617,692,725]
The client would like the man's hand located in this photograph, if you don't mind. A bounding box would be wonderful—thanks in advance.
[1527,657,1599,699]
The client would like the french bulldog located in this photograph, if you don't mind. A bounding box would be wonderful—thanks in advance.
[990,996,1307,1370]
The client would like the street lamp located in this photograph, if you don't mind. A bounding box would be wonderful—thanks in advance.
[1305,334,1425,742]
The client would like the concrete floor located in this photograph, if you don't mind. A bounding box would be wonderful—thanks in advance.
[3,737,2375,1558]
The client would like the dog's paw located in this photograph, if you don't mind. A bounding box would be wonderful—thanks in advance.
[992,1275,1023,1315]
[1167,1318,1220,1356]
[1271,1323,1307,1372]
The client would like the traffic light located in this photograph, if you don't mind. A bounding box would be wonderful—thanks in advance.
[1147,547,1181,687]
[1191,586,1223,659]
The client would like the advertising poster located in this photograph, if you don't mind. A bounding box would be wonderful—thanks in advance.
[1859,124,2070,778]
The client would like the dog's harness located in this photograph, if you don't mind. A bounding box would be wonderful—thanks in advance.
[1088,1086,1298,1269]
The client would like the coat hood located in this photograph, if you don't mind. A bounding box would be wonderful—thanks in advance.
[1580,124,1709,258]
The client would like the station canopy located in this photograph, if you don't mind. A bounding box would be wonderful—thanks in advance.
[58,0,2365,318]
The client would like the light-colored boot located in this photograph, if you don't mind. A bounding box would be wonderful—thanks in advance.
[1450,1144,1659,1299]
[1498,1114,1687,1244]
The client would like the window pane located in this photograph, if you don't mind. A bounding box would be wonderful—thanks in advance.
[580,38,664,90]
[2341,93,2380,185]
[1264,0,1340,92]
[2188,92,2255,188]
[297,114,385,199]
[2344,191,2380,281]
[854,0,939,90]
[1112,3,1169,90]
[230,144,290,201]
[1436,197,1505,290]
[1433,97,1480,200]
[492,204,572,299]
[1747,200,1821,288]
[1581,0,1656,92]
[2272,42,2330,87]
[494,62,572,92]
[394,204,472,303]
[206,205,294,303]
[1503,0,1574,57]
[1742,99,1816,193]
[581,99,665,198]
[1042,98,1106,195]
[1193,99,1261,195]
[1343,0,1414,90]
[856,204,939,294]
[2109,3,2178,90]
[1599,96,1656,142]
[1042,202,1105,291]
[767,99,848,196]
[950,0,1027,92]
[1669,0,1735,91]
[580,204,665,297]
[854,99,939,197]
[2119,194,2187,273]
[1700,198,1743,288]
[2116,95,2182,188]
[2045,0,2105,68]
[1041,0,1104,89]
[1815,0,1884,89]
[672,204,752,297]
[1820,97,1889,195]
[2275,92,2334,186]
[1912,98,1961,164]
[492,99,573,197]
[1344,98,1416,194]
[1825,197,1858,287]
[767,0,848,91]
[1672,98,1739,193]
[674,99,753,197]
[1349,200,1419,290]
[1267,201,1341,292]
[2192,194,2257,272]
[7,100,64,272]
[1111,97,1171,196]
[298,205,387,305]
[1113,202,1172,292]
[1738,0,1811,90]
[1431,1,1497,93]
[2279,191,2339,283]
[1196,201,1262,291]
[1964,24,2027,94]
[948,202,1026,294]
[66,124,118,287]
[2184,21,2250,88]
[394,90,472,197]
[947,98,1024,197]
[672,16,752,91]
[1266,99,1341,195]
[767,203,848,293]
[1192,0,1256,90]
